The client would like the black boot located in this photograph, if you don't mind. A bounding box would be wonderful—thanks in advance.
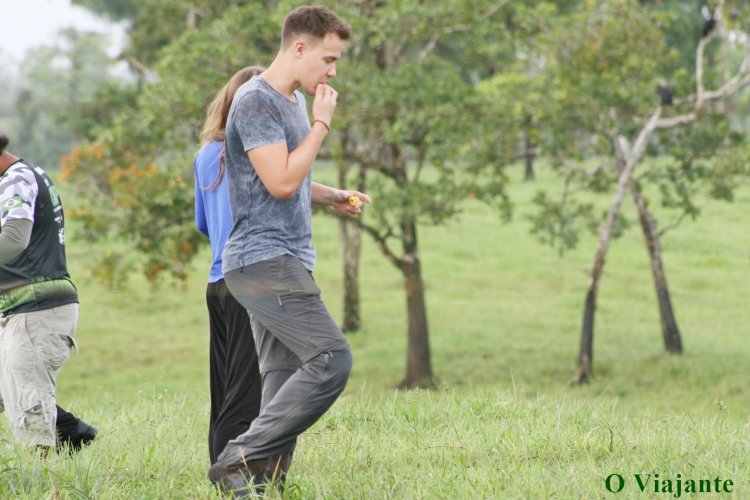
[56,405,97,453]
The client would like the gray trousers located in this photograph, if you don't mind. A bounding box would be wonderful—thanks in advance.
[0,303,78,447]
[218,255,352,465]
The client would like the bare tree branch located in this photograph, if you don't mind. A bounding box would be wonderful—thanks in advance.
[417,33,441,63]
[656,48,750,128]
[695,2,724,108]
[326,209,404,271]
[703,50,750,99]
[673,1,750,103]
[657,211,690,237]
[125,56,157,82]
[655,112,697,129]
[626,109,662,173]
[656,1,750,128]
[355,220,404,271]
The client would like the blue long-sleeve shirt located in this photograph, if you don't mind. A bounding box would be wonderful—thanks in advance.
[194,141,234,283]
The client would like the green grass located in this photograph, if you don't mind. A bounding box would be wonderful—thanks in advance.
[1,162,748,498]
[1,391,748,498]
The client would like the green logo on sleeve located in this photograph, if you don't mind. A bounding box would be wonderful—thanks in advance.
[2,195,25,211]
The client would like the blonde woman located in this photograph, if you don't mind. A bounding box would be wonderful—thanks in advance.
[194,66,264,464]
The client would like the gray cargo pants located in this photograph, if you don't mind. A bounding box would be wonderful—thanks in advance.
[218,254,352,465]
[0,303,78,447]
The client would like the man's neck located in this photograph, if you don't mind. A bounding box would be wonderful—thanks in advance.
[0,152,20,176]
[261,58,300,99]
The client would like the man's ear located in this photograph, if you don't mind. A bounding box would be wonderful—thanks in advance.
[293,39,306,58]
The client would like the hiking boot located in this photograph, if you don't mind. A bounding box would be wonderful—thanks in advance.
[264,454,293,492]
[57,420,97,453]
[208,458,271,496]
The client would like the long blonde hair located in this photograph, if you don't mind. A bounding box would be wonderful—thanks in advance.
[199,65,264,190]
[200,65,264,145]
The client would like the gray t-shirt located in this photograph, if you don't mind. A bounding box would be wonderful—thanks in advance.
[222,76,316,273]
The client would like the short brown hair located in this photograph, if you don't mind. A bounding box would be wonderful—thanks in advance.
[281,6,351,47]
[0,134,8,154]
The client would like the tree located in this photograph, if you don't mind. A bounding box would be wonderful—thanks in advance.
[330,0,563,333]
[322,0,540,388]
[529,0,750,382]
[11,29,114,169]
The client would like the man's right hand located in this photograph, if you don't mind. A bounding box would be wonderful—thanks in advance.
[249,83,340,200]
[313,83,338,128]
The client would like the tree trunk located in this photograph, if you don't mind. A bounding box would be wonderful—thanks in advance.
[523,114,537,181]
[338,214,362,332]
[398,222,435,389]
[574,255,604,384]
[337,133,363,332]
[524,143,536,181]
[573,110,662,384]
[186,5,199,29]
[629,183,683,354]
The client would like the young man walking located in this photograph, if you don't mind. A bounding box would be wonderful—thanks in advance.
[208,5,369,493]
[0,134,96,454]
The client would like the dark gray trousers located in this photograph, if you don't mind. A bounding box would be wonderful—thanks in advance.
[218,255,352,465]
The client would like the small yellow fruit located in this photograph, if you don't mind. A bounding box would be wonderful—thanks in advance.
[348,195,360,207]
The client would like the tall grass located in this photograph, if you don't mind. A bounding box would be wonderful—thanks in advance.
[1,390,748,498]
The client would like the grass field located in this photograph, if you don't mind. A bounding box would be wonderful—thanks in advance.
[0,162,748,498]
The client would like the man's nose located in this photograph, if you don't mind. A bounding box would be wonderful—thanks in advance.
[328,65,337,77]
